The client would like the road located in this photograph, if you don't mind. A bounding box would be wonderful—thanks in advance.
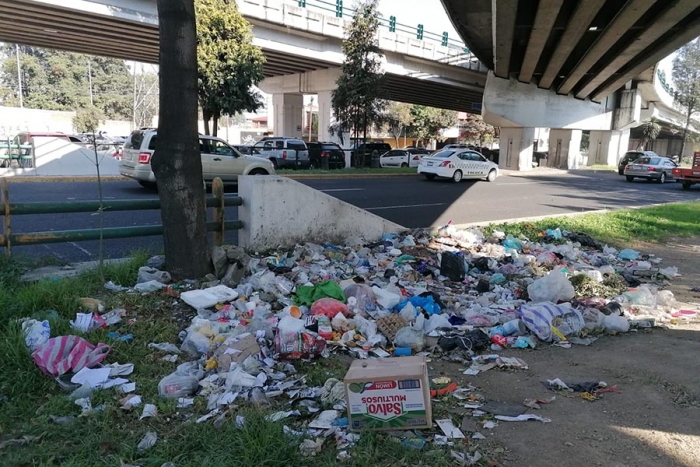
[4,171,698,262]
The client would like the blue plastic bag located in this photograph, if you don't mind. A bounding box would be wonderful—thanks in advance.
[407,295,441,315]
[618,249,639,261]
[503,235,522,253]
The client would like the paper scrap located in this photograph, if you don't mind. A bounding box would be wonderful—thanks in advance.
[118,382,136,394]
[308,410,339,429]
[196,409,220,423]
[495,414,551,423]
[137,431,157,451]
[71,367,111,389]
[107,363,134,376]
[70,313,95,333]
[177,397,194,408]
[140,404,157,420]
[436,419,465,439]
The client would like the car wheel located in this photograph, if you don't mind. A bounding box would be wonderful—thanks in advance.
[658,172,666,184]
[618,168,624,175]
[401,163,408,168]
[486,169,497,182]
[425,174,436,180]
[625,176,634,182]
[248,169,268,175]
[452,170,463,183]
[138,180,157,190]
[682,181,692,190]
[271,159,278,169]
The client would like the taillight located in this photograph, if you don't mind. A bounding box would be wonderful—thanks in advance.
[673,168,681,175]
[282,150,287,159]
[625,165,630,170]
[413,156,420,160]
[647,167,656,172]
[138,152,151,164]
[439,161,454,168]
[321,151,330,157]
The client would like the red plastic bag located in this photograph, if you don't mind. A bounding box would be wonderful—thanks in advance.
[274,331,327,360]
[310,298,350,318]
[32,335,110,377]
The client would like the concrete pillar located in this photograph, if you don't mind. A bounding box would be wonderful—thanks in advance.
[272,93,303,138]
[588,129,630,166]
[548,129,583,169]
[499,127,534,171]
[317,91,333,143]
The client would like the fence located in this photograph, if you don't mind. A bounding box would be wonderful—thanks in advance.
[0,177,241,257]
[295,0,471,52]
[0,140,34,169]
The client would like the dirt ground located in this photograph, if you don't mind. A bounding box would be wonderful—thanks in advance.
[432,237,700,467]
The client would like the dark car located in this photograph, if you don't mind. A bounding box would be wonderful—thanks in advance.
[533,151,548,166]
[618,150,653,175]
[350,142,392,167]
[233,145,260,156]
[307,141,346,169]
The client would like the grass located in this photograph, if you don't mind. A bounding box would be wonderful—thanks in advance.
[0,254,464,467]
[277,167,417,175]
[483,201,700,247]
[585,164,617,171]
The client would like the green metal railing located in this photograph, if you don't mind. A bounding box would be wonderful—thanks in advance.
[0,177,241,257]
[0,141,34,169]
[656,68,674,96]
[295,0,471,53]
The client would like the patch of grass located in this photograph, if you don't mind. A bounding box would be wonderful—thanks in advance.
[296,356,351,387]
[277,167,417,175]
[584,164,617,171]
[484,201,700,247]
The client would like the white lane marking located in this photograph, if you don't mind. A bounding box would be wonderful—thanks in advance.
[366,202,447,211]
[320,188,365,192]
[70,242,93,257]
[42,244,63,259]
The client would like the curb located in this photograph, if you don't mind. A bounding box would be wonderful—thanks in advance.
[284,172,419,180]
[3,175,128,183]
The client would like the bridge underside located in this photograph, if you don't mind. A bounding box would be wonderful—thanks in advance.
[441,0,700,101]
[0,0,482,112]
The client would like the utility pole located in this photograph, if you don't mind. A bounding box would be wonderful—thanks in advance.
[132,61,138,130]
[15,44,23,108]
[87,60,93,106]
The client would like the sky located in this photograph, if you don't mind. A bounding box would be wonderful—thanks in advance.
[376,0,460,41]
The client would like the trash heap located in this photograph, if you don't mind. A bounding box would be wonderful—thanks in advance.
[20,224,699,458]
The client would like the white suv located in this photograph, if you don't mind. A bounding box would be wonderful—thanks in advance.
[252,137,310,169]
[120,129,275,188]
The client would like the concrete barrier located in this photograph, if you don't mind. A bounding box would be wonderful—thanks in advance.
[238,175,406,250]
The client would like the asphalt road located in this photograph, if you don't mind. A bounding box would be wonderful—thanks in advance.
[4,170,698,262]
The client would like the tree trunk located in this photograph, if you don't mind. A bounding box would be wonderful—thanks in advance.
[212,114,218,137]
[153,0,212,280]
[203,108,211,136]
[363,111,367,167]
[680,107,693,159]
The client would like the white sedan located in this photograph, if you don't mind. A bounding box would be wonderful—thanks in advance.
[418,149,499,183]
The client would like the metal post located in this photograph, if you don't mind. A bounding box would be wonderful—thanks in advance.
[87,60,93,106]
[132,61,138,130]
[212,177,225,246]
[2,178,11,257]
[336,0,342,17]
[15,45,23,108]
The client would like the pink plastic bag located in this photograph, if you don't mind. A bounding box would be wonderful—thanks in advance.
[32,335,111,377]
[310,298,350,318]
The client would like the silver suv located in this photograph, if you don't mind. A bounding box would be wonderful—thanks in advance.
[120,129,275,188]
[252,137,310,169]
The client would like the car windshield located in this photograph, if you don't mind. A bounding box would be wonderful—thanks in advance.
[624,152,642,161]
[430,150,456,158]
[637,157,652,165]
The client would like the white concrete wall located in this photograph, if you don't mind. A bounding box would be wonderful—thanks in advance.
[0,106,136,138]
[548,129,582,169]
[238,175,405,250]
[588,130,630,166]
[498,127,534,171]
[271,93,303,138]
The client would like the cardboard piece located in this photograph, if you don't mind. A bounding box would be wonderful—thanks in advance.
[344,356,432,431]
[213,333,260,371]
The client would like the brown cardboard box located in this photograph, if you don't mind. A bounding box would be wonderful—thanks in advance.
[344,356,432,431]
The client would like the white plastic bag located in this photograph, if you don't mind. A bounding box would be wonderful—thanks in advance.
[158,373,199,398]
[394,326,425,351]
[137,266,171,284]
[520,302,584,342]
[22,319,50,352]
[180,331,211,356]
[603,315,630,333]
[423,314,453,334]
[527,268,575,303]
[372,286,401,310]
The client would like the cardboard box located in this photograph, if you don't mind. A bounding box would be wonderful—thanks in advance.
[344,356,432,431]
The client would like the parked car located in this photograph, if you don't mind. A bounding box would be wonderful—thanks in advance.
[623,155,678,183]
[618,150,653,175]
[349,141,392,167]
[533,151,548,166]
[418,148,499,183]
[120,129,275,188]
[232,145,260,156]
[307,141,346,169]
[252,137,310,169]
[380,148,431,168]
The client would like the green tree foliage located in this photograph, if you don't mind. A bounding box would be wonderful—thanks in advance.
[72,106,104,133]
[410,105,458,144]
[638,117,661,150]
[331,0,385,166]
[381,102,413,146]
[460,113,495,146]
[672,39,700,157]
[0,46,133,120]
[196,0,265,136]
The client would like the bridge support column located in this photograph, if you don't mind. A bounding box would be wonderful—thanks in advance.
[588,129,630,166]
[548,129,583,169]
[317,91,333,143]
[272,93,303,138]
[499,127,534,171]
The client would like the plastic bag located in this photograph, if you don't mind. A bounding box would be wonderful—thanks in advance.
[622,287,656,307]
[520,302,584,342]
[603,315,630,333]
[294,280,346,307]
[618,249,639,261]
[175,361,205,380]
[423,314,452,334]
[158,373,199,398]
[343,284,377,313]
[502,235,522,253]
[656,290,676,307]
[399,302,418,322]
[32,336,110,377]
[527,268,575,303]
[440,252,466,282]
[372,286,401,310]
[180,330,211,356]
[331,312,349,331]
[274,330,327,360]
[310,298,350,318]
[22,319,50,352]
[394,327,425,352]
[137,266,171,284]
[408,295,441,315]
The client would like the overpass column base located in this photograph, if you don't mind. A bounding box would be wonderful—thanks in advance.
[317,91,333,143]
[588,130,630,166]
[272,93,303,138]
[548,129,583,169]
[498,127,534,171]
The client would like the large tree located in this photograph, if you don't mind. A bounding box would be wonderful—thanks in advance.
[460,113,495,147]
[153,0,212,279]
[410,105,458,145]
[672,38,700,158]
[196,0,265,136]
[382,102,413,147]
[0,46,133,120]
[331,0,385,166]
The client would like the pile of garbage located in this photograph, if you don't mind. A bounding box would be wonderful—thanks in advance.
[20,224,699,457]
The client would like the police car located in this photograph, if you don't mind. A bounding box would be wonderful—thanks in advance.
[418,148,499,183]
